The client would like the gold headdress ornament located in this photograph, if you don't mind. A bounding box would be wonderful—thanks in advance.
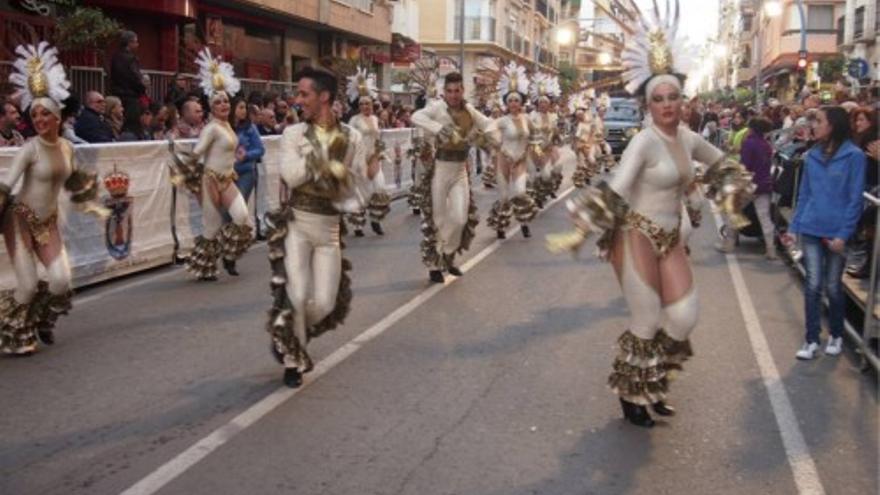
[196,48,240,98]
[9,41,70,114]
[591,0,692,95]
[496,61,530,103]
[529,72,561,102]
[346,67,378,101]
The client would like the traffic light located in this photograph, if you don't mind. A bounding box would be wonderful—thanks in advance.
[797,50,808,70]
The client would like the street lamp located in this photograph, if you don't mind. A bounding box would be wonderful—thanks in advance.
[755,0,783,110]
[714,44,728,58]
[597,52,612,65]
[556,27,574,46]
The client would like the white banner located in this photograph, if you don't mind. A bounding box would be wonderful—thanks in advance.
[0,128,418,289]
[0,141,175,290]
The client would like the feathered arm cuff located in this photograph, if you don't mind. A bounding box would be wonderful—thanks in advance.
[64,169,110,218]
[546,181,629,255]
[700,159,756,229]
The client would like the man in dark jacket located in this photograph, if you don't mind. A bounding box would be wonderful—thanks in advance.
[74,91,115,143]
[110,31,146,136]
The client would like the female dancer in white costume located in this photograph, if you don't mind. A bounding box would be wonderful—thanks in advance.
[345,69,390,236]
[570,95,598,189]
[0,42,107,354]
[486,62,539,239]
[548,0,754,427]
[528,72,562,207]
[170,48,252,280]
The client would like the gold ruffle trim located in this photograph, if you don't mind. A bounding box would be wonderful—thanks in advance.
[0,282,71,355]
[220,223,253,261]
[511,194,538,224]
[186,236,221,280]
[607,330,669,406]
[486,200,512,231]
[367,192,391,222]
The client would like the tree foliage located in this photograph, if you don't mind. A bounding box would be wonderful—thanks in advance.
[54,7,123,50]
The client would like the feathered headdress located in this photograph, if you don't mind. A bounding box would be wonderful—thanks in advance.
[9,41,70,116]
[196,48,240,99]
[496,61,529,103]
[408,58,443,100]
[529,72,561,102]
[594,0,691,95]
[568,91,593,116]
[346,67,378,102]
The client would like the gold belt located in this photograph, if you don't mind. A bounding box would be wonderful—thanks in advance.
[205,168,238,189]
[13,202,57,246]
[289,193,338,216]
[435,148,469,162]
[624,210,680,257]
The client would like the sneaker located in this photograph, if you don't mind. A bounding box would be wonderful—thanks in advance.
[795,342,820,360]
[825,337,843,356]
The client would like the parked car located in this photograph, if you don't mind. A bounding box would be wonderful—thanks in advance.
[604,98,642,155]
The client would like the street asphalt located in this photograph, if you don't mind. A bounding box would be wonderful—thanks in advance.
[0,148,876,495]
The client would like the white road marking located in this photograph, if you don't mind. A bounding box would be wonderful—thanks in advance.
[119,187,575,495]
[712,212,826,495]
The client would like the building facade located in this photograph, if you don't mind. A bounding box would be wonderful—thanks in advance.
[736,0,846,100]
[837,0,879,85]
[0,0,393,99]
[416,0,567,105]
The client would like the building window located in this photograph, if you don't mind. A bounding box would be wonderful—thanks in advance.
[806,4,834,31]
[338,0,373,12]
[742,13,753,32]
[837,15,845,45]
[854,6,865,39]
[453,0,497,41]
[876,0,880,32]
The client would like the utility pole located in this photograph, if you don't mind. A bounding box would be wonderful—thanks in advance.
[458,0,465,72]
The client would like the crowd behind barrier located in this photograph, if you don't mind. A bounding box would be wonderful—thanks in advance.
[0,128,421,290]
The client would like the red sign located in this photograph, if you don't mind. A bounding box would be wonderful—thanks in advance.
[392,40,421,64]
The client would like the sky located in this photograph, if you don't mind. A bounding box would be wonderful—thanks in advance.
[580,0,720,47]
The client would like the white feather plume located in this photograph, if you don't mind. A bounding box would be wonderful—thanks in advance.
[568,91,593,115]
[612,0,692,94]
[196,48,240,98]
[496,61,529,102]
[9,41,70,111]
[346,68,378,102]
[529,72,561,101]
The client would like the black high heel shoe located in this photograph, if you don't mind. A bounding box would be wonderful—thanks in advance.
[223,258,239,276]
[651,401,676,417]
[619,398,655,428]
[371,221,385,236]
[283,368,303,388]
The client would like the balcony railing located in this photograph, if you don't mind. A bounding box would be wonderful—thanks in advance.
[454,16,496,42]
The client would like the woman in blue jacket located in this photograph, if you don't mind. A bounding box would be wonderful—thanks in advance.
[784,106,866,360]
[223,96,265,275]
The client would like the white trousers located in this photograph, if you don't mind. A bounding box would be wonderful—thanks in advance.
[284,210,341,360]
[432,160,470,256]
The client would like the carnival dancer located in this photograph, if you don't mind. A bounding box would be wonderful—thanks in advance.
[481,104,504,190]
[547,0,754,428]
[267,67,365,388]
[486,62,539,239]
[411,72,496,284]
[0,42,108,354]
[345,69,390,236]
[169,48,252,280]
[594,93,616,173]
[570,96,596,188]
[528,72,562,207]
